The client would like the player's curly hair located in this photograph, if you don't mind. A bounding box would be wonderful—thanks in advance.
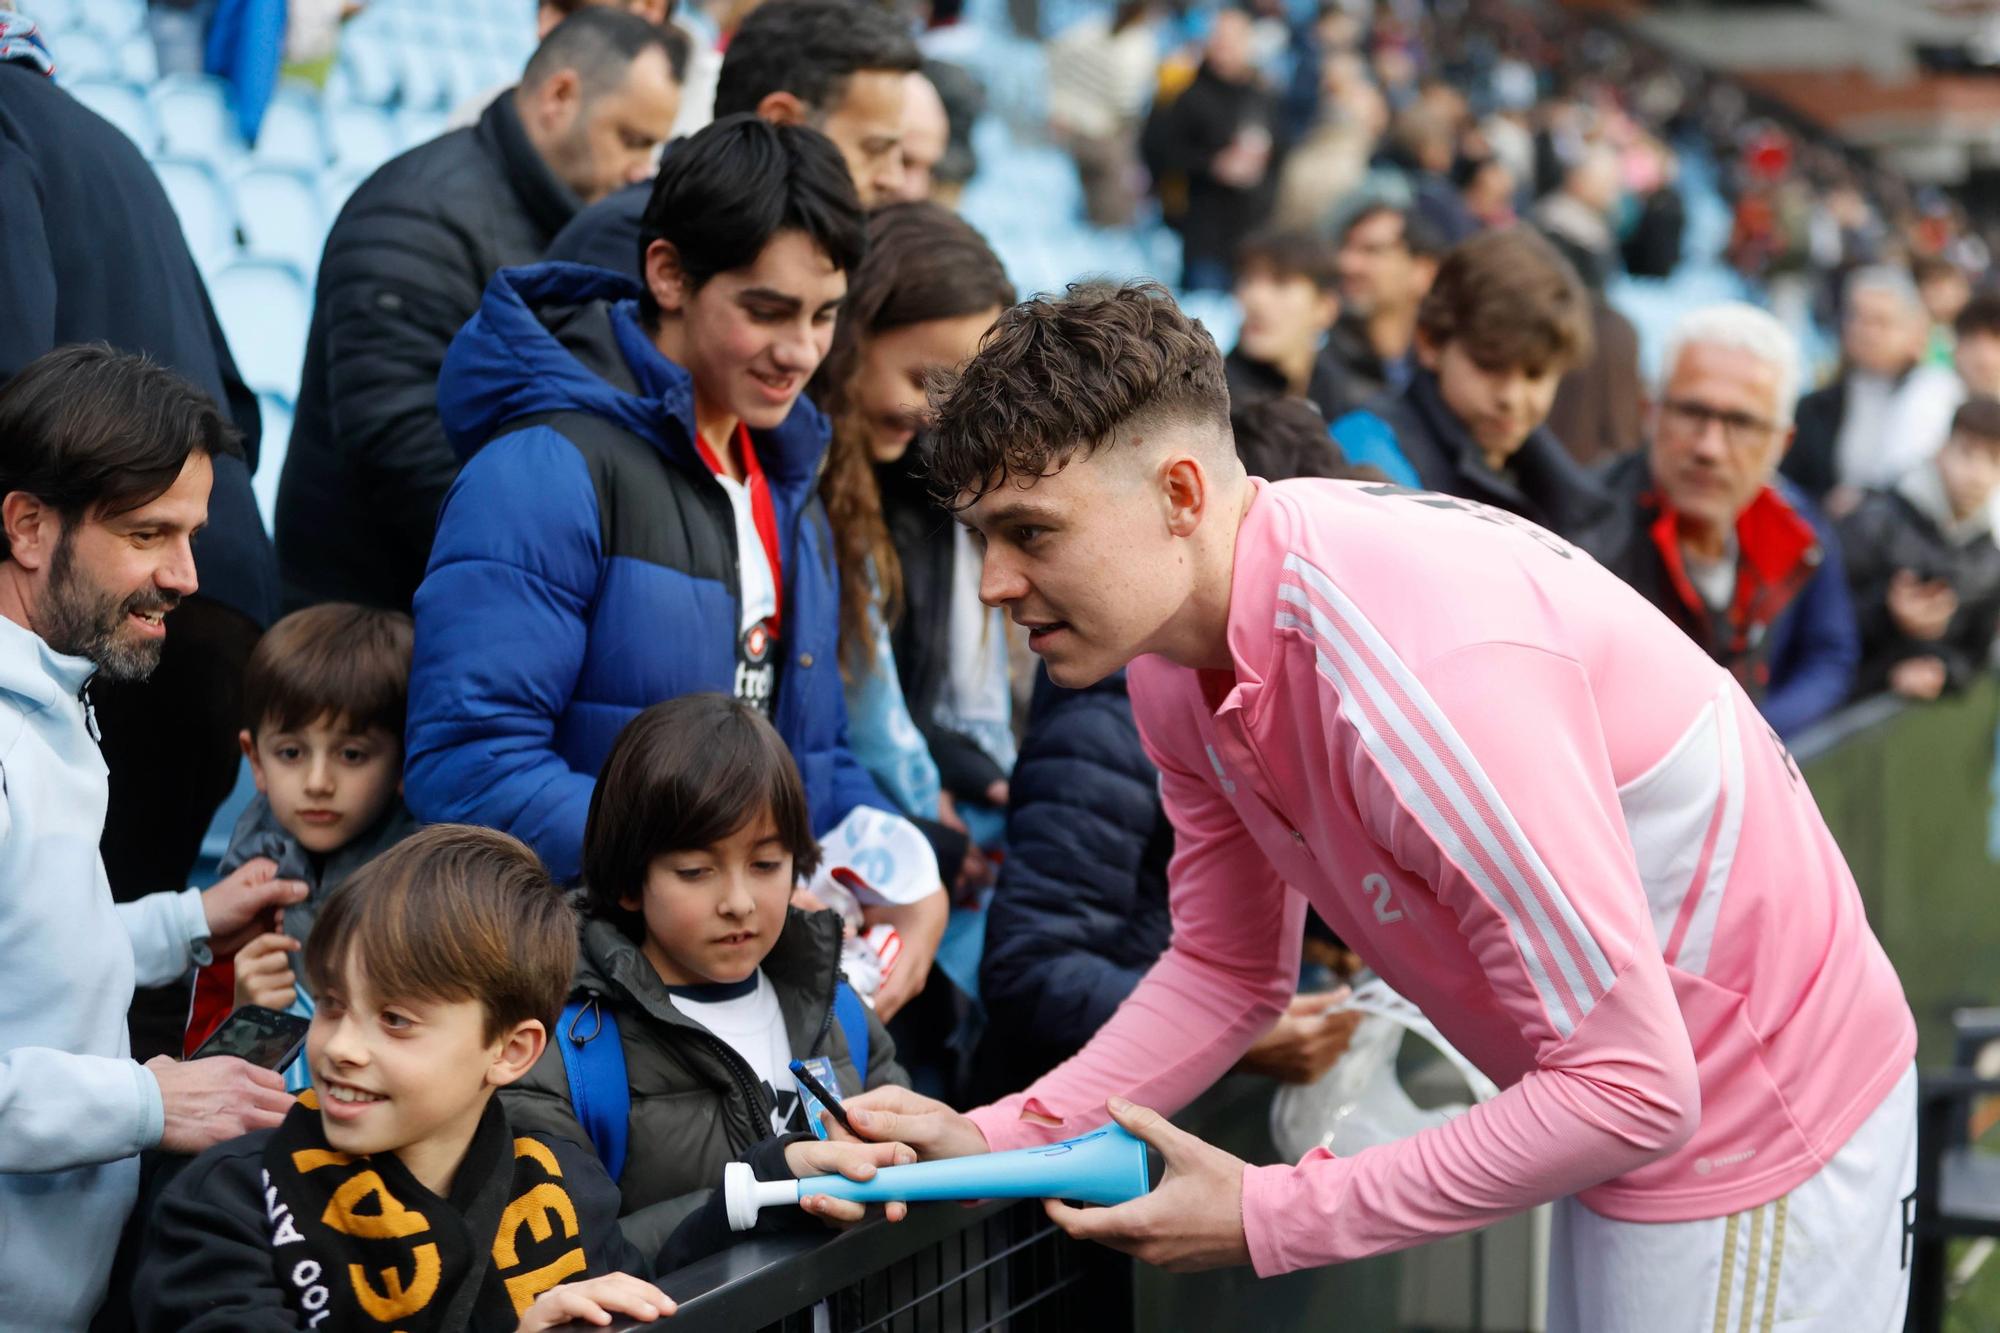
[922,280,1230,508]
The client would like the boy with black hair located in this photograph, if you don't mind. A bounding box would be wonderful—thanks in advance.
[547,0,923,271]
[182,603,420,1064]
[1225,228,1357,427]
[406,114,947,1019]
[1953,290,2000,399]
[505,694,909,1256]
[1331,226,1617,544]
[1841,395,2000,700]
[134,825,910,1331]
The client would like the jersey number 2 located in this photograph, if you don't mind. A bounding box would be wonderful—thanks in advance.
[1363,873,1404,925]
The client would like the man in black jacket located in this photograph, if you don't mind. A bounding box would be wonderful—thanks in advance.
[544,0,922,277]
[274,8,684,611]
[0,41,278,1058]
[1326,202,1444,405]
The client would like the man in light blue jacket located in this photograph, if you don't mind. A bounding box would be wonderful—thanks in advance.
[0,347,307,1328]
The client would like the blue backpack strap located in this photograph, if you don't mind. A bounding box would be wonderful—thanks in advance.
[831,980,869,1093]
[556,996,629,1181]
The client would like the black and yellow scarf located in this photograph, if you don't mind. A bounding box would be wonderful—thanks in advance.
[260,1093,592,1330]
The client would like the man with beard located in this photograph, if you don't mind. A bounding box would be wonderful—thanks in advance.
[0,347,310,1327]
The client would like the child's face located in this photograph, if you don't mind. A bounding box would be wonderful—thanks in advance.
[1424,338,1562,464]
[1937,433,2000,521]
[1234,265,1338,370]
[623,811,794,988]
[242,713,401,855]
[307,961,542,1196]
[1955,330,2000,398]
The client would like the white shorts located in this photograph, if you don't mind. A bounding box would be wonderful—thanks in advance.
[1547,1063,1917,1333]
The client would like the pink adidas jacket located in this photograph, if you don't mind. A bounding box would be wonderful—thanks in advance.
[967,478,1914,1277]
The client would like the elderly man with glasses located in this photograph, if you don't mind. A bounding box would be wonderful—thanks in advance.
[1592,302,1861,737]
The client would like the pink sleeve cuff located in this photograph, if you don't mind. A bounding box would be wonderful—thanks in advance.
[964,1097,1086,1154]
[1240,1150,1336,1277]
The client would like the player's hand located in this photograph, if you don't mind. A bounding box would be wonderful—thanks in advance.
[834,1085,990,1161]
[863,891,945,1022]
[1236,989,1358,1084]
[202,858,308,957]
[1044,1097,1251,1273]
[784,1138,917,1226]
[147,1054,293,1154]
[233,932,302,1011]
[513,1273,675,1330]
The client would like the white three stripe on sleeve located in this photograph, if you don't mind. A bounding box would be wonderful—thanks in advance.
[1276,553,1617,1039]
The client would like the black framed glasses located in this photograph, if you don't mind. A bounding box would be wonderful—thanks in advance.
[1658,398,1783,451]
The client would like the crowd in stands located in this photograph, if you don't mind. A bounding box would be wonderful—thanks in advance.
[2,0,1998,1326]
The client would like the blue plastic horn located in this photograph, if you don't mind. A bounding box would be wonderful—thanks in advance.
[723,1123,1157,1230]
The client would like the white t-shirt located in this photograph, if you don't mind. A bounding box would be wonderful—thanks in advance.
[712,469,780,714]
[670,970,796,1134]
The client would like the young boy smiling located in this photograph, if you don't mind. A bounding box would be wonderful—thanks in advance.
[134,824,910,1331]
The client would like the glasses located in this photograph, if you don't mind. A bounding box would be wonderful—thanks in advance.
[1658,399,1783,451]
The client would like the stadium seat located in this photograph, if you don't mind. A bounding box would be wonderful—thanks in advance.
[76,0,143,40]
[253,88,327,170]
[112,30,156,83]
[396,45,447,110]
[32,0,78,32]
[326,103,401,174]
[394,104,447,151]
[151,156,237,275]
[52,28,116,83]
[67,75,156,151]
[232,167,327,272]
[151,74,243,162]
[338,40,399,105]
[209,260,311,401]
[251,392,292,528]
[319,165,372,219]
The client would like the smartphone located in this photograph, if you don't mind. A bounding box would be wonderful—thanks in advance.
[191,1004,311,1072]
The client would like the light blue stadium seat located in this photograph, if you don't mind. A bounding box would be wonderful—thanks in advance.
[232,166,326,273]
[33,0,78,32]
[254,87,327,169]
[319,165,372,219]
[151,74,243,162]
[77,0,142,40]
[397,45,447,111]
[151,156,237,274]
[338,39,398,105]
[394,104,447,150]
[210,259,311,402]
[67,75,154,150]
[251,392,292,529]
[51,26,114,80]
[326,102,401,174]
[112,30,156,82]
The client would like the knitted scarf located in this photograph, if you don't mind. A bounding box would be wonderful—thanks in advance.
[260,1094,591,1330]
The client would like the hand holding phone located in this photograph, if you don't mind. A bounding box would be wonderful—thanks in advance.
[191,1004,311,1072]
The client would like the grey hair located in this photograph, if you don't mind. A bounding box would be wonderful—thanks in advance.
[1659,301,1801,427]
[1843,264,1924,318]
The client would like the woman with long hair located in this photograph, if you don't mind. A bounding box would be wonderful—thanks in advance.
[811,202,1015,889]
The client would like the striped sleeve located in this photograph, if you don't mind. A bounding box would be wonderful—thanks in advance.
[1238,555,1699,1275]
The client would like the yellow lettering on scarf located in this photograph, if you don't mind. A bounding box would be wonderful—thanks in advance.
[492,1183,579,1266]
[291,1149,355,1173]
[503,1248,588,1314]
[323,1171,432,1240]
[513,1137,563,1176]
[349,1242,442,1321]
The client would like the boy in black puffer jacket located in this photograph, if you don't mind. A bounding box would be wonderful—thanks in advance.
[504,695,909,1260]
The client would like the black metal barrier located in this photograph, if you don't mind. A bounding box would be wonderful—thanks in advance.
[573,1199,1131,1333]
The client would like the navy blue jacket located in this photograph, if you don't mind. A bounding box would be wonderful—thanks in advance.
[405,261,890,881]
[973,670,1173,1100]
